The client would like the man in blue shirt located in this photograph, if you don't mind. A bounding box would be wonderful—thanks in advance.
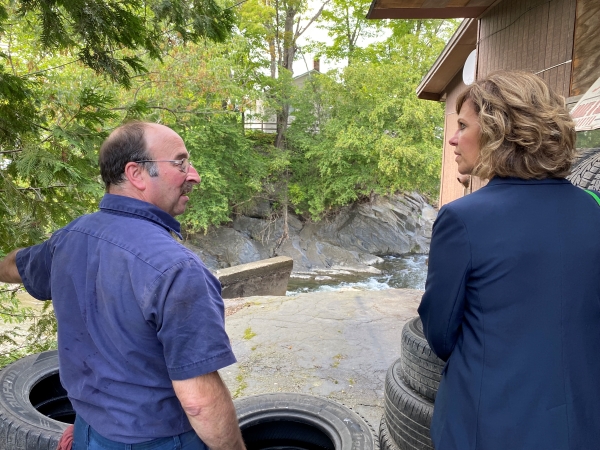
[0,122,246,450]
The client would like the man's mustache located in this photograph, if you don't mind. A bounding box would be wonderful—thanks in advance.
[181,183,195,195]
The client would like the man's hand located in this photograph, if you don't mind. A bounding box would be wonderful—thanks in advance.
[0,249,22,284]
[172,371,246,450]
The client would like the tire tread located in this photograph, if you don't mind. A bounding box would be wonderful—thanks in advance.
[400,318,444,402]
[383,357,434,450]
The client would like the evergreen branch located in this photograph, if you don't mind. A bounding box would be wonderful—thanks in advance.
[110,105,179,121]
[26,59,82,77]
[0,288,21,294]
[0,185,73,192]
[226,0,251,10]
[0,311,40,319]
[110,105,241,117]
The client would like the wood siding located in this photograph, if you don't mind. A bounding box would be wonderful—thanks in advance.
[476,0,576,98]
[571,0,600,96]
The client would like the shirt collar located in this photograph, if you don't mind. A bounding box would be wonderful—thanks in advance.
[486,176,570,187]
[99,194,183,240]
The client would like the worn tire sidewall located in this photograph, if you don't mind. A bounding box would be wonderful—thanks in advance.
[234,393,377,450]
[384,357,434,450]
[0,350,67,446]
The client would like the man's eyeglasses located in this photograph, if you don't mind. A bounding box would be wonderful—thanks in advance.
[134,158,193,173]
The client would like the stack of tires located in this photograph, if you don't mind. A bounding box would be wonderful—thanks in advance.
[379,317,445,450]
[567,147,600,191]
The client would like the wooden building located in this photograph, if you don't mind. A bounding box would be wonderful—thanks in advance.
[367,0,600,207]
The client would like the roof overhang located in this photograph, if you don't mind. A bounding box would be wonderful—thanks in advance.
[416,18,478,101]
[367,0,502,20]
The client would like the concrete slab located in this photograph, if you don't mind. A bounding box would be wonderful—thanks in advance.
[220,288,423,431]
[216,256,293,299]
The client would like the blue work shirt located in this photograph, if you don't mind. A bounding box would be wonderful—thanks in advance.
[16,194,236,443]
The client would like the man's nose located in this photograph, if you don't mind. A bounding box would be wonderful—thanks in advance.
[186,165,201,184]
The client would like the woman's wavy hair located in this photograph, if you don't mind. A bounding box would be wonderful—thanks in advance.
[456,70,577,179]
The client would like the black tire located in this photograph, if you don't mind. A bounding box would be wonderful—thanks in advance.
[400,317,444,402]
[567,148,600,190]
[379,417,400,450]
[0,350,72,450]
[234,393,378,450]
[384,358,434,450]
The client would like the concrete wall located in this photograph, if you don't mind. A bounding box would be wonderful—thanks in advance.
[216,256,293,299]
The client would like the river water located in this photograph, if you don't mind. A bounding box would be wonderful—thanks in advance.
[286,254,429,295]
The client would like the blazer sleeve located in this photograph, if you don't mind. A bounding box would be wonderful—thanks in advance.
[418,206,471,361]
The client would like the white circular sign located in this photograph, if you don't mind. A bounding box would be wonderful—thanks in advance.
[463,50,477,85]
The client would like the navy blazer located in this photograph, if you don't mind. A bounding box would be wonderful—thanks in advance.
[418,177,600,450]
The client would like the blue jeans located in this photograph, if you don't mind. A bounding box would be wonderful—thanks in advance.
[73,416,208,450]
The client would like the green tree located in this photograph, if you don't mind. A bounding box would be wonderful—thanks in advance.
[0,0,236,365]
[286,19,458,217]
[309,0,384,65]
[0,0,234,252]
[237,0,331,245]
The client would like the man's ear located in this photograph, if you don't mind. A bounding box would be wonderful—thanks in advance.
[123,162,147,191]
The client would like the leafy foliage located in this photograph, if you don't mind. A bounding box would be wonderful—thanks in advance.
[0,0,459,361]
[0,287,56,369]
[0,0,237,362]
[178,121,273,233]
[310,0,384,64]
[286,19,457,217]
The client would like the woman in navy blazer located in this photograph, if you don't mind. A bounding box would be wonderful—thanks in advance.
[418,70,600,450]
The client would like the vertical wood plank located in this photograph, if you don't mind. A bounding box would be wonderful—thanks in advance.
[554,0,566,95]
[506,0,514,70]
[561,0,576,96]
[494,10,501,72]
[522,0,531,71]
[531,0,542,72]
[521,0,530,71]
[546,0,557,89]
[565,61,573,97]
[486,14,493,76]
[499,0,506,70]
[478,18,485,79]
[554,0,564,88]
[489,14,494,74]
[477,17,484,78]
[507,0,515,70]
[571,0,600,96]
[539,1,549,81]
[565,0,576,95]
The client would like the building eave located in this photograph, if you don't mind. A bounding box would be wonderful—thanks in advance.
[416,18,478,101]
[367,0,503,20]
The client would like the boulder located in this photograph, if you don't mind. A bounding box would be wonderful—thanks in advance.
[185,193,436,274]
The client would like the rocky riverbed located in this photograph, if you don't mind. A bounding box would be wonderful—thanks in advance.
[185,192,437,278]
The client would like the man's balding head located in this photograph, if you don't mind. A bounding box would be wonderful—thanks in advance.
[99,121,157,190]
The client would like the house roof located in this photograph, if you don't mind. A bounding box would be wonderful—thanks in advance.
[367,0,502,20]
[416,18,477,101]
